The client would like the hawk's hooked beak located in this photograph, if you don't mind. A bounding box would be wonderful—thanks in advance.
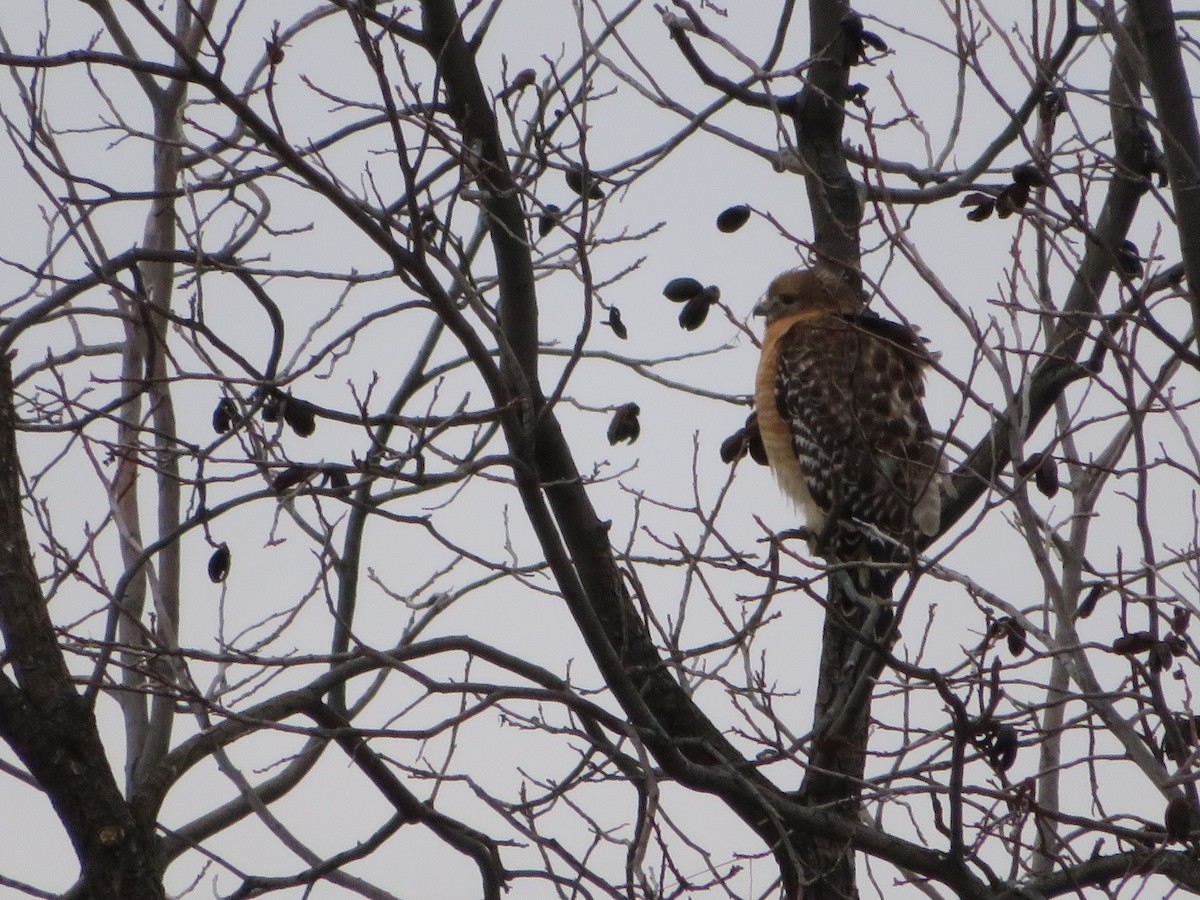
[751,297,770,317]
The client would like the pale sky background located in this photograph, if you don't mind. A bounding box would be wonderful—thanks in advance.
[0,2,1196,898]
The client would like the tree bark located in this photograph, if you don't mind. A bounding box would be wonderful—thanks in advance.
[1128,0,1200,336]
[789,1,868,895]
[0,358,163,899]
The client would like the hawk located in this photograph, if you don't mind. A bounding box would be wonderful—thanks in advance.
[754,267,944,596]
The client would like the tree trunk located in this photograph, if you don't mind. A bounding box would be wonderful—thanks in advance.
[0,358,164,899]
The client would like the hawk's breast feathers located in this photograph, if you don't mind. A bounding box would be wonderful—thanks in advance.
[754,269,943,562]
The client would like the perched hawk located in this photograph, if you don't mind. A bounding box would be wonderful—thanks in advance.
[754,268,943,595]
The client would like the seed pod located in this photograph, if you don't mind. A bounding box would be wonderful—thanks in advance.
[1017,453,1043,477]
[1034,455,1060,498]
[565,165,603,200]
[212,397,236,434]
[1166,797,1194,843]
[966,203,994,222]
[207,544,231,584]
[323,466,352,495]
[607,306,628,340]
[1174,607,1191,635]
[989,724,1019,772]
[840,12,888,65]
[724,413,767,466]
[1004,181,1031,210]
[607,402,641,445]
[273,464,313,495]
[1115,240,1143,278]
[840,14,864,64]
[720,429,748,464]
[1005,619,1028,657]
[537,204,561,237]
[1112,631,1157,655]
[1151,640,1173,672]
[1166,634,1187,658]
[961,193,995,221]
[1078,582,1104,619]
[995,183,1028,218]
[663,277,704,302]
[716,205,751,233]
[860,30,888,53]
[1163,714,1200,762]
[1131,125,1168,185]
[283,396,317,438]
[746,422,767,465]
[678,294,712,331]
[261,390,286,423]
[1012,162,1046,187]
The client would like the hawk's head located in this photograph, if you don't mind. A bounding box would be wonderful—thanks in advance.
[753,267,864,322]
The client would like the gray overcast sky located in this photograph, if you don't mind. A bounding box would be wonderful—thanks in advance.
[0,2,1197,897]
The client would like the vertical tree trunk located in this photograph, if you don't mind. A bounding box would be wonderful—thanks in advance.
[0,358,163,899]
[789,1,867,896]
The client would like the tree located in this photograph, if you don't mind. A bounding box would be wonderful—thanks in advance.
[0,1,1198,897]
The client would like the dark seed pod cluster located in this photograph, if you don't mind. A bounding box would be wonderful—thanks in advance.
[273,464,314,495]
[322,466,352,495]
[720,413,767,466]
[212,397,237,434]
[663,277,704,302]
[962,162,1047,221]
[1077,582,1105,618]
[1115,240,1143,278]
[1017,452,1059,498]
[1004,618,1027,656]
[1112,631,1157,656]
[960,192,994,222]
[840,12,888,66]
[1166,796,1194,843]
[716,205,751,233]
[207,544,231,584]
[678,285,720,331]
[1162,714,1200,763]
[261,390,318,438]
[538,204,561,237]
[971,717,1020,773]
[261,390,286,422]
[1033,456,1059,497]
[719,430,747,464]
[1011,163,1046,188]
[1130,124,1169,187]
[283,397,318,437]
[607,306,628,340]
[988,724,1019,772]
[607,402,641,445]
[1110,630,1183,674]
